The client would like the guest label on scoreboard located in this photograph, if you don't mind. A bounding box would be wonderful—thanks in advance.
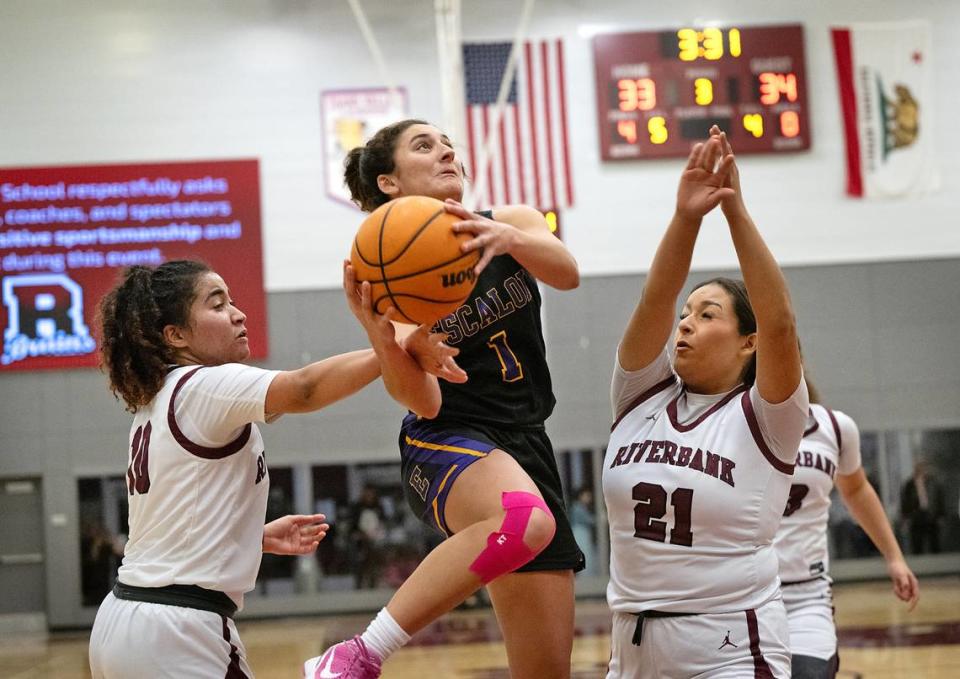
[593,24,810,160]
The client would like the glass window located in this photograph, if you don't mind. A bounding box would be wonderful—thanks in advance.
[310,462,438,592]
[827,427,960,561]
[77,476,127,607]
[558,448,602,576]
[255,466,295,595]
[889,428,960,555]
[827,431,882,560]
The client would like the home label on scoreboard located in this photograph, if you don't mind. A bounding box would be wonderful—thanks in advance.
[593,24,810,160]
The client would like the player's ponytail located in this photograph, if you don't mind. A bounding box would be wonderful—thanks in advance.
[97,260,210,412]
[343,118,428,212]
[692,277,757,386]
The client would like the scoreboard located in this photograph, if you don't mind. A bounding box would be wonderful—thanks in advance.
[593,24,810,160]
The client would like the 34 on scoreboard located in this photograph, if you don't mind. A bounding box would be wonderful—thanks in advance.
[593,24,810,160]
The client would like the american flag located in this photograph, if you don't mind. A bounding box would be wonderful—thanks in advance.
[462,40,574,210]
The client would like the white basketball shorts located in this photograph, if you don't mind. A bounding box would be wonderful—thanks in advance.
[781,577,837,661]
[606,596,791,678]
[89,592,253,678]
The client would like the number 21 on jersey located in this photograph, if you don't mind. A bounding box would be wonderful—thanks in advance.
[487,330,523,382]
[633,482,694,547]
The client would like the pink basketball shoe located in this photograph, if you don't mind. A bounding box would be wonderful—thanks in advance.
[302,636,382,679]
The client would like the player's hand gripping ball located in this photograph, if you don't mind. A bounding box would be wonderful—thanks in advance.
[350,196,481,325]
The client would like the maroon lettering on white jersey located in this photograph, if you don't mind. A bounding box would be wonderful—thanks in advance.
[605,352,807,614]
[774,405,861,583]
[117,363,279,609]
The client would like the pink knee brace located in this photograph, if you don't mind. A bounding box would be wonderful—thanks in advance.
[468,491,555,584]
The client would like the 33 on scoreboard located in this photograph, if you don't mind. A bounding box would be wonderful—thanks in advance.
[593,24,810,160]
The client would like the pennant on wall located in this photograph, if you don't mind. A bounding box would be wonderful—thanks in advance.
[321,88,407,208]
[462,40,574,211]
[831,21,939,198]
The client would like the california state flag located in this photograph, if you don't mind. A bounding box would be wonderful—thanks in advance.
[831,21,939,197]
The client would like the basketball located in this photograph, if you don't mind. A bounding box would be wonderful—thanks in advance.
[350,195,480,325]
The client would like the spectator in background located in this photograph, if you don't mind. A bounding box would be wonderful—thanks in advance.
[350,485,388,589]
[900,459,945,554]
[570,487,598,576]
[80,519,124,607]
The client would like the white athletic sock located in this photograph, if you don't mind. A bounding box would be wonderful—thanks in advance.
[360,607,411,660]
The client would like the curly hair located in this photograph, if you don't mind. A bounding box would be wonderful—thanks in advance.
[343,118,428,212]
[97,260,210,412]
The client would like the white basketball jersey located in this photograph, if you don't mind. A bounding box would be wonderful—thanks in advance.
[773,405,860,583]
[117,363,279,609]
[604,354,806,614]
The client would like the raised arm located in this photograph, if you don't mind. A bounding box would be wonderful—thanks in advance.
[264,262,442,418]
[445,200,579,290]
[264,348,382,415]
[713,128,802,403]
[619,137,735,370]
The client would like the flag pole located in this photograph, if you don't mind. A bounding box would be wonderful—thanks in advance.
[465,0,535,211]
[346,0,403,108]
[435,0,466,162]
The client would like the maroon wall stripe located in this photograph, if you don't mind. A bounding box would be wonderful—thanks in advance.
[168,367,252,460]
[741,391,795,475]
[745,608,775,679]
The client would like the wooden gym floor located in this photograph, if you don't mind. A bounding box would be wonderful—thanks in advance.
[2,576,958,678]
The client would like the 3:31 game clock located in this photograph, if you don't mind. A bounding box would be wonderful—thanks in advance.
[593,23,811,160]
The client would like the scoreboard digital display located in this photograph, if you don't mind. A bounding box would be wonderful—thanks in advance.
[593,24,810,160]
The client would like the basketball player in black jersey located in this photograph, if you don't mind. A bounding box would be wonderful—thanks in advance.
[304,120,582,679]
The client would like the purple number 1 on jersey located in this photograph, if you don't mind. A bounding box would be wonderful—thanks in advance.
[486,330,523,382]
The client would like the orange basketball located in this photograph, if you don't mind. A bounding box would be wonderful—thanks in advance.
[350,196,480,325]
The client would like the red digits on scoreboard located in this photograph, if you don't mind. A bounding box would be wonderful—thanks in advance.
[618,78,657,111]
[758,72,798,105]
[780,111,800,138]
[617,120,638,144]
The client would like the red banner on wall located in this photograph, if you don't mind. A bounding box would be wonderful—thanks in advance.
[0,159,267,371]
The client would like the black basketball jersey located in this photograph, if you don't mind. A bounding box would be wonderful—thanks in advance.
[431,216,555,427]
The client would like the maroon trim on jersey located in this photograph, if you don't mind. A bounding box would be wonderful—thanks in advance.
[666,384,748,433]
[740,391,795,475]
[168,367,252,460]
[221,615,249,678]
[825,408,843,451]
[745,608,774,678]
[803,409,820,438]
[610,376,678,431]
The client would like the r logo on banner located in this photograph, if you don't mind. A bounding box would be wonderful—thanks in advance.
[2,273,95,365]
